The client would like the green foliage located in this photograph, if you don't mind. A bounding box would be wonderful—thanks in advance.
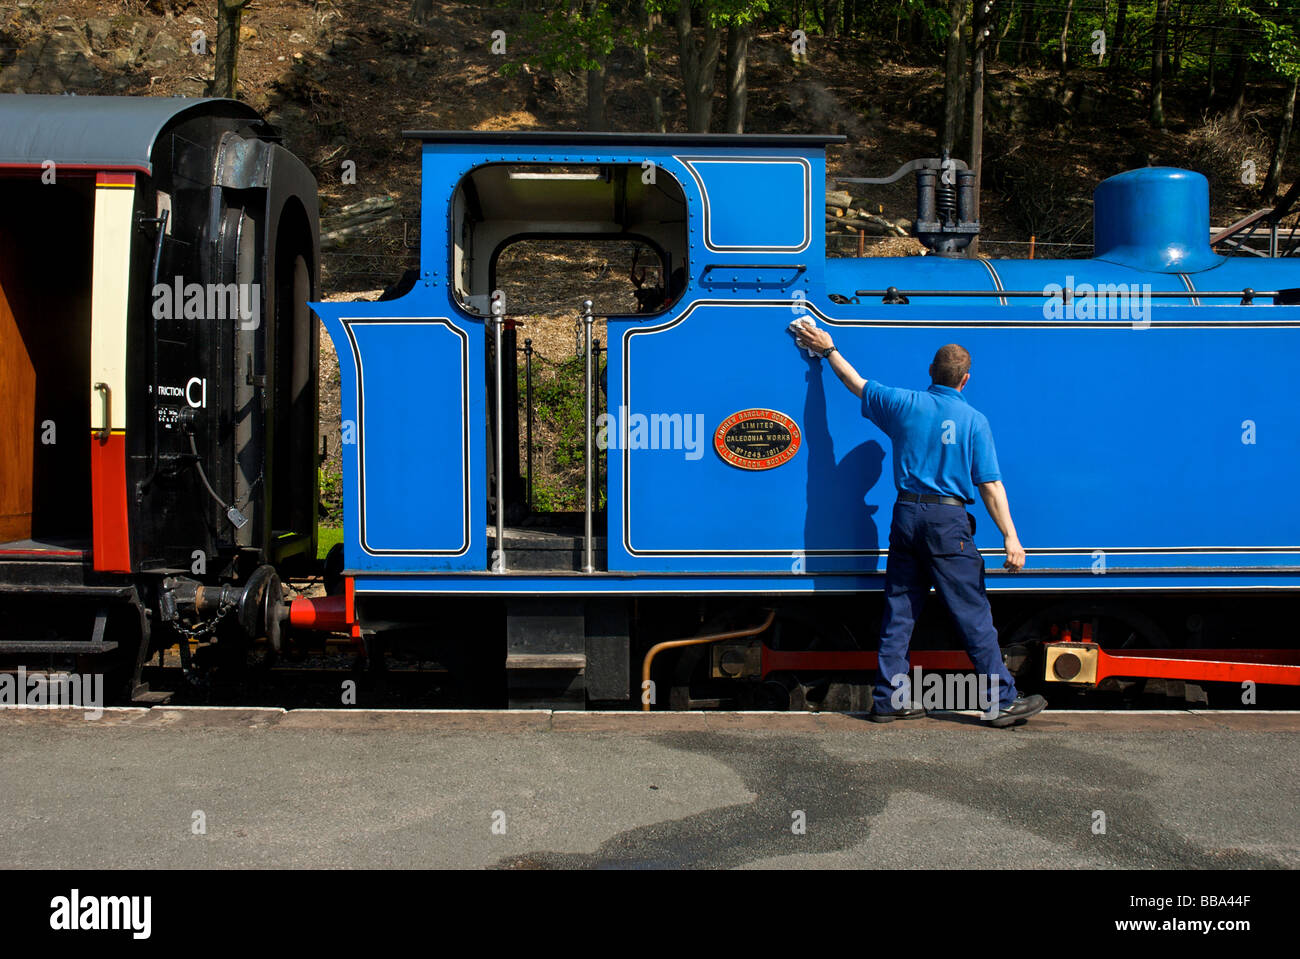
[1235,0,1300,79]
[316,524,343,561]
[318,464,343,523]
[521,351,607,513]
[496,1,1300,95]
[906,0,950,46]
[507,1,628,76]
[647,1,771,29]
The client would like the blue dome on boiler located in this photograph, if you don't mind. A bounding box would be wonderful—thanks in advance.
[1093,167,1224,273]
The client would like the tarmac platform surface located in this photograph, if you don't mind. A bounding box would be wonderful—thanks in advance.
[1,708,1296,869]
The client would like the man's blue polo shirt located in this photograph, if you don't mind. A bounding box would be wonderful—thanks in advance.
[861,380,1001,504]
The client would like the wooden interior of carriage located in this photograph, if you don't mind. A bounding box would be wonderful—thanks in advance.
[0,178,93,551]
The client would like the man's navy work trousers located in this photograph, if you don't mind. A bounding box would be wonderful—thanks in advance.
[873,500,1018,713]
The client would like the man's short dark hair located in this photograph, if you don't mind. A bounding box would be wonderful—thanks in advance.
[929,344,971,387]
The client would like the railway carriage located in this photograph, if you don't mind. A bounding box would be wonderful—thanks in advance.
[0,95,319,697]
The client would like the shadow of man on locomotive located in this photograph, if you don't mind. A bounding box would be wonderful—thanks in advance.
[791,322,1047,728]
[799,355,885,569]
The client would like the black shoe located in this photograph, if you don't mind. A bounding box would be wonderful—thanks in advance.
[983,694,1047,728]
[868,706,928,723]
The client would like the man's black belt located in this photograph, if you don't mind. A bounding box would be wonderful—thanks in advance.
[897,491,967,507]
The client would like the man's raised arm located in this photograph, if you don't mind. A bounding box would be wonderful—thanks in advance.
[792,323,865,397]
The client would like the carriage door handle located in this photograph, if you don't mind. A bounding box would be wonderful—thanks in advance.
[94,383,111,443]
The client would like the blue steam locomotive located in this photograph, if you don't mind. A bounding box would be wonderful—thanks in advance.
[307,129,1300,708]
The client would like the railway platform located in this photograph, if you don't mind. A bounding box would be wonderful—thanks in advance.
[1,708,1296,870]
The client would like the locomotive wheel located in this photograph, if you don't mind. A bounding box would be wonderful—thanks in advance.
[324,543,345,596]
[668,606,861,710]
[1004,600,1169,701]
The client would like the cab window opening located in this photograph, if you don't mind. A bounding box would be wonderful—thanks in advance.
[450,162,689,318]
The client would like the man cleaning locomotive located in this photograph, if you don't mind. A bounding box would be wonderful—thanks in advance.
[791,322,1048,727]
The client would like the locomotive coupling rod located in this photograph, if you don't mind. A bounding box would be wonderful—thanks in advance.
[493,303,506,573]
[583,300,595,574]
[640,609,776,711]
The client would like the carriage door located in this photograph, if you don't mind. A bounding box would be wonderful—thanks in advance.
[0,173,98,558]
[87,173,137,571]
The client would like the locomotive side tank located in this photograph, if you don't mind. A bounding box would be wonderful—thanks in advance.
[316,134,1300,589]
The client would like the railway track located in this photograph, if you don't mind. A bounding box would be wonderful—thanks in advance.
[106,643,1300,712]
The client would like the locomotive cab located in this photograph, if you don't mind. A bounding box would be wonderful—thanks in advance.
[450,161,690,551]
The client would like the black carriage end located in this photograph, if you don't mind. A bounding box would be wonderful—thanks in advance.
[0,95,320,694]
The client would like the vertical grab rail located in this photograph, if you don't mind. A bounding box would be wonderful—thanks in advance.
[492,304,506,573]
[524,337,534,513]
[94,383,111,443]
[593,339,603,515]
[582,299,595,574]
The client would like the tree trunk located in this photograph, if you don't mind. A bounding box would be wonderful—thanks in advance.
[1149,0,1170,128]
[1171,0,1184,74]
[637,0,664,132]
[941,0,969,153]
[968,0,989,257]
[724,22,750,134]
[1205,0,1224,104]
[824,0,842,38]
[910,9,924,46]
[1263,75,1298,203]
[211,0,253,99]
[1014,1,1035,66]
[1107,0,1128,77]
[993,0,1016,63]
[583,0,608,130]
[1227,29,1247,122]
[1058,0,1074,77]
[957,13,969,131]
[586,65,607,130]
[676,0,722,133]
